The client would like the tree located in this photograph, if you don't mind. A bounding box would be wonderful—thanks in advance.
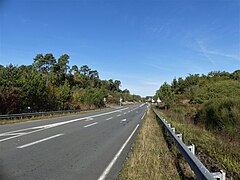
[80,65,90,76]
[56,80,71,109]
[33,53,56,86]
[53,54,70,85]
[114,80,121,92]
[33,53,56,74]
[71,65,79,74]
[57,54,70,74]
[156,82,174,110]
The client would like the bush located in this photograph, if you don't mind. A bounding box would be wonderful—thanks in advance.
[191,80,240,103]
[195,98,240,138]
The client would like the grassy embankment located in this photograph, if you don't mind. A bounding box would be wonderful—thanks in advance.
[154,105,240,179]
[119,107,180,180]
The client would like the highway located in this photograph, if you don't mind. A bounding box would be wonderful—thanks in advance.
[0,103,147,180]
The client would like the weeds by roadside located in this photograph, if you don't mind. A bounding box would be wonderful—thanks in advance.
[119,108,180,180]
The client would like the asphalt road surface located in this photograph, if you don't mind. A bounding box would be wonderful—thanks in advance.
[0,103,147,180]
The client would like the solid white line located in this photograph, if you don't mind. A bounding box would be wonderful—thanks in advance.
[17,134,63,149]
[98,124,140,180]
[106,117,113,121]
[141,112,146,120]
[84,122,98,128]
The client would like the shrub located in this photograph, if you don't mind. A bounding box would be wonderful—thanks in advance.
[191,80,240,103]
[195,98,240,138]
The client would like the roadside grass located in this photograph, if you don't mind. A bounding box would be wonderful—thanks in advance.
[154,107,240,179]
[0,107,111,125]
[119,108,180,180]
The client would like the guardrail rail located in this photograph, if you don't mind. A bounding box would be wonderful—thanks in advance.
[152,108,226,180]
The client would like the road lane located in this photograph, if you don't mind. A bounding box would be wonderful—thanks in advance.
[0,103,147,180]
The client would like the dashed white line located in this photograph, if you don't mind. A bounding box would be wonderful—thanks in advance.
[106,117,113,121]
[84,122,98,128]
[123,112,127,115]
[117,114,121,117]
[97,124,140,180]
[85,117,94,122]
[141,112,146,120]
[121,119,127,122]
[17,134,64,149]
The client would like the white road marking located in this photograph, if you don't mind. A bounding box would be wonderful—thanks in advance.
[106,117,113,121]
[84,122,98,128]
[0,132,26,136]
[128,111,131,113]
[117,114,121,117]
[98,124,140,180]
[141,112,146,120]
[17,134,63,149]
[121,119,127,122]
[0,128,51,143]
[0,107,129,143]
[85,117,94,122]
[123,112,127,115]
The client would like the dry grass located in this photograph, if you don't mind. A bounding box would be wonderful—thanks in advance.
[119,107,180,180]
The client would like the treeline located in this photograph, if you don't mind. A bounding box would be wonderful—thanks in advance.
[0,53,141,114]
[154,70,240,139]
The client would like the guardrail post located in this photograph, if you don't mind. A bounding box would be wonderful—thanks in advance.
[187,144,195,155]
[167,123,171,128]
[171,127,175,133]
[211,170,226,180]
[176,133,183,141]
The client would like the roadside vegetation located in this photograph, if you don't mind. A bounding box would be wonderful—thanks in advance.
[0,53,141,115]
[119,107,180,179]
[153,70,240,179]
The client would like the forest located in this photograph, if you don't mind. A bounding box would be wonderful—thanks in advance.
[0,53,141,115]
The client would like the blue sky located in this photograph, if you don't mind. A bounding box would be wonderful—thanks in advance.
[0,0,239,97]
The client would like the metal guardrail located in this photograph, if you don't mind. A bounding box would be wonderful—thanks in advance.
[0,107,107,120]
[152,108,226,180]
